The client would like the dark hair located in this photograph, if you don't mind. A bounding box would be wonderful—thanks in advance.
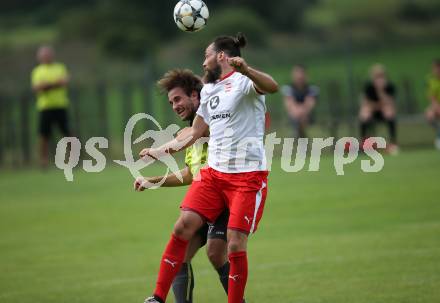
[213,32,247,57]
[157,69,203,98]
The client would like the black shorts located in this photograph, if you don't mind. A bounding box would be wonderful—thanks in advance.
[197,210,229,247]
[372,110,385,121]
[39,108,70,138]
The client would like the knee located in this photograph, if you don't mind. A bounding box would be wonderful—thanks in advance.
[359,111,371,122]
[173,220,186,238]
[383,110,395,121]
[207,246,227,268]
[173,218,194,240]
[228,241,239,253]
[227,237,246,253]
[382,104,395,118]
[173,211,204,240]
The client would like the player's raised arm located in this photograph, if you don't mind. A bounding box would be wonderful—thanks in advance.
[228,57,278,94]
[134,166,193,191]
[139,114,208,159]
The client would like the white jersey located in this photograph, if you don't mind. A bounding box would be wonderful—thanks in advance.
[196,71,267,173]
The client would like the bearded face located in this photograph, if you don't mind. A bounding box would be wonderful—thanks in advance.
[203,44,222,83]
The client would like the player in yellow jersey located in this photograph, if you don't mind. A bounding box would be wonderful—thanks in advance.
[425,59,440,149]
[134,69,244,303]
[31,45,70,168]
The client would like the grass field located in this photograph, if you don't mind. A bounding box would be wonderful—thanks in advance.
[1,150,440,303]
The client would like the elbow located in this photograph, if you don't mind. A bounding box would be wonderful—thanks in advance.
[183,175,193,186]
[267,81,279,94]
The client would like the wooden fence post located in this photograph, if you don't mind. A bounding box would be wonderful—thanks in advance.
[401,77,417,114]
[7,96,19,168]
[141,79,156,131]
[0,92,4,167]
[122,82,133,128]
[97,82,109,139]
[70,86,82,141]
[20,91,31,166]
[325,80,343,138]
[346,78,361,137]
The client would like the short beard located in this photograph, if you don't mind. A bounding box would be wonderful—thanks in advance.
[203,64,222,84]
[182,104,197,122]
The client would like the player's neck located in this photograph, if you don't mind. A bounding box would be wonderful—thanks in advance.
[220,66,235,80]
[188,113,195,126]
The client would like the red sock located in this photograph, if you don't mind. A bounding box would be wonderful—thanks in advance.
[228,251,248,303]
[154,234,189,302]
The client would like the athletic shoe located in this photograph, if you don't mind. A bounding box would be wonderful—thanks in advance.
[144,296,161,303]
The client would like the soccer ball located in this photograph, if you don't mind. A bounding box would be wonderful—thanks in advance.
[173,0,209,32]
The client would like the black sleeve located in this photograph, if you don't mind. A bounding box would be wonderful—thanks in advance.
[364,82,377,101]
[385,83,396,98]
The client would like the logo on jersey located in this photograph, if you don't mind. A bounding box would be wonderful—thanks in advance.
[225,82,233,93]
[211,112,231,120]
[209,96,220,110]
[229,274,239,282]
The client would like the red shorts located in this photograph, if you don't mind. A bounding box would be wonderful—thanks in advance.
[181,167,268,234]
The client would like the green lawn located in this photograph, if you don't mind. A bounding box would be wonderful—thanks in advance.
[1,150,440,303]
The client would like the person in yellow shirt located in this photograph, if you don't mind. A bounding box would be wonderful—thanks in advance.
[31,46,71,167]
[426,59,440,149]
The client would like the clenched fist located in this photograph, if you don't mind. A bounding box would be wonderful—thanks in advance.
[139,148,151,158]
[227,57,249,75]
[133,176,153,191]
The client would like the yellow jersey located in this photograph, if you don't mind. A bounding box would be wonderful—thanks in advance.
[31,62,70,111]
[184,141,208,177]
[427,74,440,103]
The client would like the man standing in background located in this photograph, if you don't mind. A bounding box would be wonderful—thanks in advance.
[32,45,71,168]
[425,59,440,150]
[281,65,319,138]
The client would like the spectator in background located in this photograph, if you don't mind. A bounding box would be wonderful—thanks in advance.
[425,59,440,150]
[359,64,399,154]
[32,45,71,168]
[282,65,319,138]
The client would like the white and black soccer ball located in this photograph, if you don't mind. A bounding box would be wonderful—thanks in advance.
[173,0,209,33]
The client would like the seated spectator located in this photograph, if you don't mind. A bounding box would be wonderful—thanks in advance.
[282,65,319,138]
[359,64,398,154]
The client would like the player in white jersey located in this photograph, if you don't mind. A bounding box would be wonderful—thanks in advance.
[141,33,278,303]
[198,67,267,173]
